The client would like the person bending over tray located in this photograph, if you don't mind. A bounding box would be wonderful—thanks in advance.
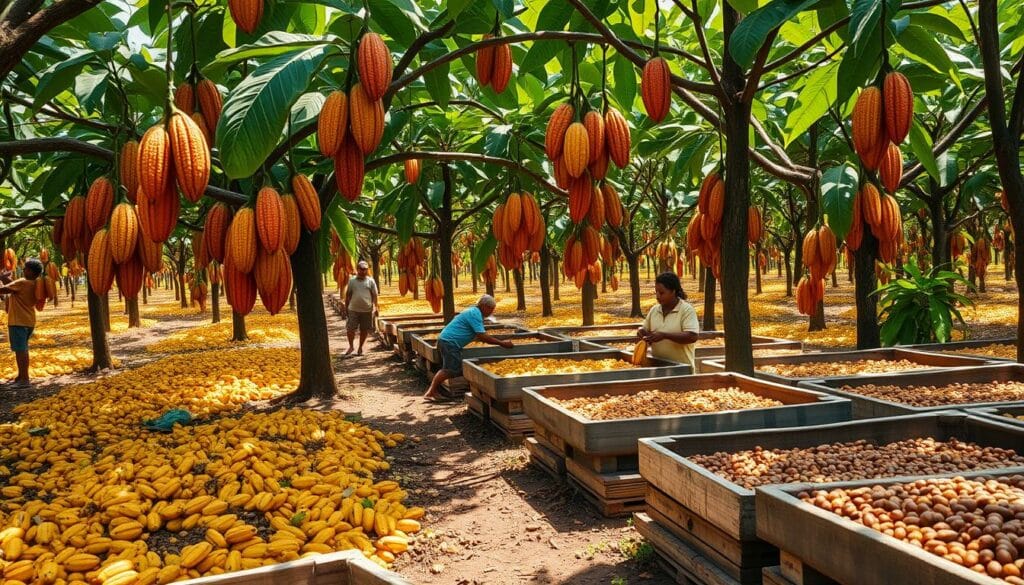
[637,271,699,371]
[423,295,513,402]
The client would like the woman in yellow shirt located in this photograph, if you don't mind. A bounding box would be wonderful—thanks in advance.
[638,272,700,371]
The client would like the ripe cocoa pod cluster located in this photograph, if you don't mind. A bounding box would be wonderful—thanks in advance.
[475,33,513,94]
[317,32,393,202]
[846,183,904,264]
[396,238,425,297]
[563,226,606,289]
[332,236,355,288]
[851,71,913,172]
[228,0,263,34]
[971,237,991,278]
[686,172,725,279]
[85,200,151,302]
[493,192,545,271]
[423,275,444,314]
[173,78,222,141]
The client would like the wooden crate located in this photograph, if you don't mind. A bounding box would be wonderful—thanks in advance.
[521,373,848,519]
[181,550,411,584]
[377,313,440,346]
[900,337,1016,361]
[411,332,570,388]
[755,466,1024,585]
[397,323,526,362]
[525,436,565,481]
[799,363,1024,419]
[538,323,643,340]
[638,412,1024,583]
[467,387,533,441]
[700,347,992,386]
[634,512,747,585]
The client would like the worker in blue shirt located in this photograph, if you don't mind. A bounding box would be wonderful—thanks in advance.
[423,295,513,402]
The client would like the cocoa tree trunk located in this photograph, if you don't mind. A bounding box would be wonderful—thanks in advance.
[854,232,881,348]
[127,298,140,327]
[627,251,643,318]
[539,244,553,317]
[754,243,762,295]
[232,311,247,341]
[439,165,456,321]
[101,293,110,332]
[581,279,595,326]
[288,226,337,401]
[551,254,560,301]
[783,247,793,296]
[211,281,221,323]
[702,267,716,331]
[87,285,113,371]
[513,267,526,311]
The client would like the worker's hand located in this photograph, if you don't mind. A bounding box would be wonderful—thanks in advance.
[636,327,647,339]
[500,340,514,349]
[645,331,666,343]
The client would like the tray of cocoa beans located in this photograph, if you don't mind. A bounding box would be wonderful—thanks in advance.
[900,337,1017,362]
[799,364,1024,419]
[701,347,994,387]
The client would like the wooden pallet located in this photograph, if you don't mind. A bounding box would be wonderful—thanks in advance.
[633,512,747,585]
[565,456,645,501]
[567,474,644,518]
[468,386,534,440]
[525,437,565,482]
[762,565,799,585]
[533,424,571,457]
[775,551,839,585]
[646,486,778,571]
[466,392,488,422]
[570,449,639,474]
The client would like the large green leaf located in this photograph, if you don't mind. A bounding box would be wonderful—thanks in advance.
[820,163,858,240]
[216,45,336,179]
[909,12,966,41]
[75,70,109,115]
[32,53,95,110]
[612,51,636,111]
[897,25,959,87]
[203,33,331,80]
[836,29,881,106]
[783,61,838,147]
[908,118,940,181]
[394,186,419,243]
[473,233,498,274]
[326,201,358,257]
[849,0,899,58]
[729,0,819,70]
[368,0,418,46]
[422,41,451,108]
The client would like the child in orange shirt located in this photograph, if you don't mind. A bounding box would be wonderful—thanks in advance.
[1,258,43,387]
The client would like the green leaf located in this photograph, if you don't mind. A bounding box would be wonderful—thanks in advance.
[326,204,358,257]
[217,45,335,179]
[317,218,333,273]
[849,0,898,57]
[473,233,498,274]
[897,25,959,87]
[729,0,819,70]
[148,0,167,34]
[395,187,419,243]
[728,0,759,14]
[783,61,838,147]
[447,0,475,20]
[491,0,513,18]
[909,12,966,41]
[422,42,451,108]
[203,32,331,80]
[368,0,417,46]
[612,52,636,111]
[520,40,561,77]
[821,163,859,240]
[484,125,512,158]
[32,53,95,111]
[87,31,123,55]
[908,118,940,181]
[75,70,109,115]
[290,92,326,129]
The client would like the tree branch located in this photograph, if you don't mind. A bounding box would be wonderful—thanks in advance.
[689,0,722,88]
[758,43,844,91]
[0,0,102,80]
[454,191,502,227]
[763,18,847,74]
[741,29,779,104]
[4,93,122,134]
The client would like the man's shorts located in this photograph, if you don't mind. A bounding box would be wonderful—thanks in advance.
[438,339,464,376]
[346,311,373,333]
[8,326,33,352]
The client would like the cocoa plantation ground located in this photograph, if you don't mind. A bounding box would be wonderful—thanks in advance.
[0,267,1014,584]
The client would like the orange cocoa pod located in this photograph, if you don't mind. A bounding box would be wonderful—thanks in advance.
[883,71,913,145]
[137,230,163,273]
[490,43,513,94]
[138,123,173,205]
[174,83,195,115]
[317,90,348,157]
[878,143,903,194]
[109,202,140,264]
[196,79,222,138]
[603,184,623,228]
[544,103,574,160]
[255,186,284,254]
[817,225,837,276]
[357,32,392,102]
[562,122,590,179]
[87,228,115,295]
[520,193,540,236]
[280,194,301,255]
[115,253,144,299]
[137,184,179,243]
[852,86,886,170]
[802,229,820,273]
[860,183,883,229]
[569,240,584,275]
[254,247,284,302]
[226,208,257,274]
[588,260,602,285]
[588,183,606,228]
[686,212,704,254]
[641,57,671,123]
[493,203,507,242]
[223,256,257,315]
[552,156,571,189]
[191,112,211,145]
[348,82,384,154]
[475,34,495,87]
[291,174,322,231]
[698,172,721,215]
[707,178,725,227]
[504,192,523,236]
[404,158,421,184]
[229,0,263,34]
[568,177,592,224]
[846,193,864,251]
[747,207,762,244]
[583,110,606,166]
[120,140,141,202]
[85,177,114,234]
[589,150,609,180]
[65,195,87,242]
[581,226,600,265]
[334,137,365,202]
[603,107,631,168]
[169,111,211,203]
[204,203,232,263]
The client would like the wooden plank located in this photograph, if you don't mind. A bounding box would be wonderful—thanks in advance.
[567,475,645,518]
[533,425,569,456]
[761,566,798,585]
[525,437,566,481]
[777,551,837,585]
[646,486,778,569]
[570,450,639,474]
[634,513,748,585]
[181,551,411,585]
[645,507,765,584]
[465,392,488,422]
[344,555,413,585]
[565,457,645,500]
[488,407,533,434]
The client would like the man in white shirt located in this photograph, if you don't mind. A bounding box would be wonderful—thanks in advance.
[342,261,378,355]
